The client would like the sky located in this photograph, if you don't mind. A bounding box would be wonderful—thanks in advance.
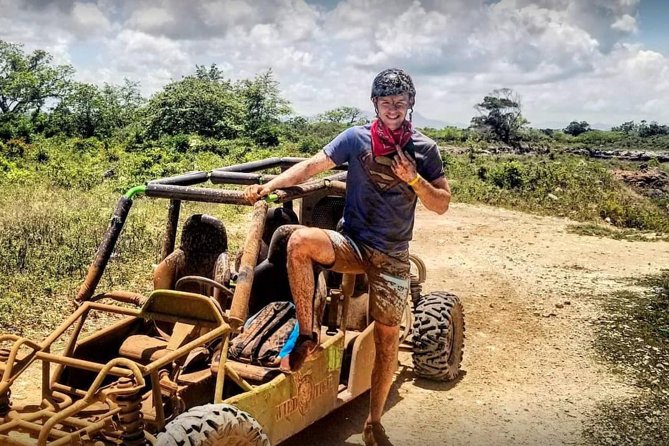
[1,0,668,129]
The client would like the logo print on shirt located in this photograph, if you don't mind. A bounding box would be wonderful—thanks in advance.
[359,150,402,192]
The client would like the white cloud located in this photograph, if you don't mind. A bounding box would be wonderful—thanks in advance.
[126,7,175,34]
[611,14,637,33]
[201,0,256,28]
[71,2,112,36]
[0,0,666,126]
[103,30,192,94]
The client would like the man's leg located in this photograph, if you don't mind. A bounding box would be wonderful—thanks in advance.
[368,321,400,424]
[362,248,410,445]
[283,227,336,370]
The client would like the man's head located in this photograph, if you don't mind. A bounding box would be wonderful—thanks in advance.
[371,68,415,130]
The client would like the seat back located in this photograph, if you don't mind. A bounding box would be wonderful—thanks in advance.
[140,290,225,328]
[176,214,228,287]
[154,214,229,296]
[248,225,303,315]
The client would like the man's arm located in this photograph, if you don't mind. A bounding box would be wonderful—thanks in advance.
[244,151,336,203]
[392,148,451,215]
[408,175,451,214]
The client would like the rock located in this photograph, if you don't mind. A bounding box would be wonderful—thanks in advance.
[555,303,564,309]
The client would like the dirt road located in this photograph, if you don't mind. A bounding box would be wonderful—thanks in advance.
[282,203,669,446]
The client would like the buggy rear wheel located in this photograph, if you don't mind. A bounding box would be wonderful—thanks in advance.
[156,403,270,446]
[411,291,465,381]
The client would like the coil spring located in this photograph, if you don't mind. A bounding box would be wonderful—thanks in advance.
[114,378,145,446]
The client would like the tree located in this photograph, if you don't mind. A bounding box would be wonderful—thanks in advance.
[142,64,244,140]
[470,88,528,146]
[236,69,291,146]
[638,120,669,137]
[48,79,143,138]
[317,106,368,126]
[0,40,73,117]
[611,121,636,134]
[564,121,591,136]
[611,120,669,137]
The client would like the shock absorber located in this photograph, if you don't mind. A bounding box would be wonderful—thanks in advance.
[0,348,11,417]
[113,377,146,446]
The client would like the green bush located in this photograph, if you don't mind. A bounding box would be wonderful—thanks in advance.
[2,138,30,158]
[486,160,527,189]
[71,137,104,153]
[445,152,669,233]
[574,130,624,146]
[422,126,469,145]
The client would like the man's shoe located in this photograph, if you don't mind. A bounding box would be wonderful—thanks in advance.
[279,333,318,373]
[362,421,392,446]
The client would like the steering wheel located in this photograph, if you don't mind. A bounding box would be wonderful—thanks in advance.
[175,276,234,299]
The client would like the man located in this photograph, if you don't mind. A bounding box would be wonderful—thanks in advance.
[244,68,450,446]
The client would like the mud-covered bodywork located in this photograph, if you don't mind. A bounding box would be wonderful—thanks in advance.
[0,156,461,445]
[0,157,367,445]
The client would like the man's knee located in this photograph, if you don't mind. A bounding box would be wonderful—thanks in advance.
[287,228,312,258]
[374,322,399,354]
[287,228,334,265]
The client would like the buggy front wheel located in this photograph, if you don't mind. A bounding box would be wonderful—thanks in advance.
[156,403,270,446]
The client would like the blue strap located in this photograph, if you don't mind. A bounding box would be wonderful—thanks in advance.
[277,321,300,359]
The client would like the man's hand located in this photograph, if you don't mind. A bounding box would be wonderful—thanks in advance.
[244,184,271,204]
[391,148,418,183]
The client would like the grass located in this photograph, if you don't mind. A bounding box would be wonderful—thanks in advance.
[443,151,669,234]
[0,184,162,334]
[1,135,668,338]
[584,272,669,445]
[566,223,669,242]
[0,136,290,338]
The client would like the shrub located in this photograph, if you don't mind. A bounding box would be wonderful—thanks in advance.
[486,160,527,189]
[3,138,30,158]
[444,152,669,233]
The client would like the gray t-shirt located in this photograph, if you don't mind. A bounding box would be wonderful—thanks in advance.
[323,124,444,254]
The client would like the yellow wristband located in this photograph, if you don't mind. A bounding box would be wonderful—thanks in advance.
[407,175,421,186]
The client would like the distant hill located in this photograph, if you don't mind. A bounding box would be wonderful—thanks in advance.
[307,109,461,129]
[533,120,614,131]
[356,110,458,129]
[411,111,456,129]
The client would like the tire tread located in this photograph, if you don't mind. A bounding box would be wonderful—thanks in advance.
[411,291,465,381]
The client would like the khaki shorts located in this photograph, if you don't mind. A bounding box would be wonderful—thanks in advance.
[324,231,410,327]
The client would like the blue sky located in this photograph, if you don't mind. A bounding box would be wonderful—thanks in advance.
[1,0,668,128]
[638,0,669,54]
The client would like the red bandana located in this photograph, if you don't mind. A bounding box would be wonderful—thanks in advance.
[370,119,413,157]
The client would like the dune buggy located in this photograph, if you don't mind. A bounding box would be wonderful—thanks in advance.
[0,157,465,445]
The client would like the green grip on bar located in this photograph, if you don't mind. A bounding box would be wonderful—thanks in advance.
[124,185,147,199]
[264,193,278,203]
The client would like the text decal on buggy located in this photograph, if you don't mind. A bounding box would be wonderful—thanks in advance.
[276,371,337,421]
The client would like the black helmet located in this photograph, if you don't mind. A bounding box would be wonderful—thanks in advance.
[371,68,416,103]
